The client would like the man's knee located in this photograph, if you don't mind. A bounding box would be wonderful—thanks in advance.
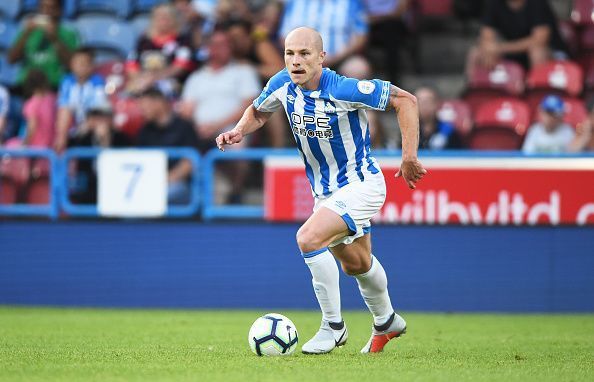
[341,256,371,276]
[296,226,326,254]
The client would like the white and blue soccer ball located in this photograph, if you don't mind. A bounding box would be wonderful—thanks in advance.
[248,313,298,356]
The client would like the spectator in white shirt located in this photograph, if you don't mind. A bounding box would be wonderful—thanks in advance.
[522,95,576,154]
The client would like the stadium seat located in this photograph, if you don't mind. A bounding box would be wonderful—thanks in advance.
[0,155,31,187]
[571,0,594,26]
[525,61,584,111]
[0,19,17,51]
[20,0,76,18]
[416,0,453,17]
[133,0,169,15]
[130,14,150,37]
[113,96,144,139]
[437,99,473,137]
[75,16,135,60]
[0,2,20,19]
[470,98,530,150]
[529,97,588,130]
[76,0,131,18]
[0,56,21,88]
[96,59,127,95]
[0,179,18,204]
[463,60,525,114]
[26,178,50,204]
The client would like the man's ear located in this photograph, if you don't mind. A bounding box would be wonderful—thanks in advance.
[319,50,326,64]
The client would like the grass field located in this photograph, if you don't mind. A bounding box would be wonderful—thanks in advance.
[0,307,593,382]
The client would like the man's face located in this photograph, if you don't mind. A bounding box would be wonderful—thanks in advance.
[416,88,439,122]
[539,109,563,131]
[284,34,324,86]
[208,32,232,66]
[138,97,161,121]
[39,0,60,19]
[71,53,94,81]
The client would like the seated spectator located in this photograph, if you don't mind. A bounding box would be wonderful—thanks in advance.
[22,70,56,148]
[136,87,199,204]
[278,0,369,70]
[7,0,79,91]
[415,86,463,150]
[54,48,108,152]
[126,4,194,98]
[68,102,130,204]
[466,0,567,77]
[179,30,260,202]
[179,30,260,150]
[522,95,582,154]
[0,85,9,143]
[574,98,594,151]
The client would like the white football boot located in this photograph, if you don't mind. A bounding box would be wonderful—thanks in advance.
[302,320,348,354]
[360,312,407,354]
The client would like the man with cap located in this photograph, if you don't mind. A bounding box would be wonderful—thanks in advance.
[522,95,575,154]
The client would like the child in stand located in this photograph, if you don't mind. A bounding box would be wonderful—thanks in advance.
[22,70,57,148]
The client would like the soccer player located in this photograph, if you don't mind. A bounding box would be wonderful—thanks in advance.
[216,27,426,354]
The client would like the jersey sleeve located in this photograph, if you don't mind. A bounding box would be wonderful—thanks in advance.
[252,69,289,113]
[334,77,391,111]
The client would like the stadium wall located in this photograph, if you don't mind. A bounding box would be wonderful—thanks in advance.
[0,222,592,312]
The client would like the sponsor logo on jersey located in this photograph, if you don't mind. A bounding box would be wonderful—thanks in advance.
[357,80,375,94]
[290,112,333,139]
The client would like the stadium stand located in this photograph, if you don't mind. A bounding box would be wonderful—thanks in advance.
[0,1,20,20]
[75,0,131,18]
[525,60,584,111]
[133,0,169,16]
[437,99,473,138]
[74,15,136,61]
[571,0,594,26]
[470,98,531,150]
[0,57,20,88]
[528,96,588,129]
[0,19,17,51]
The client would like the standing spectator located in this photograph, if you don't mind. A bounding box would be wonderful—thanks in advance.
[522,95,577,154]
[278,0,369,69]
[68,103,130,204]
[136,88,199,204]
[415,86,463,150]
[54,48,108,152]
[126,4,194,97]
[466,0,567,76]
[22,70,57,148]
[7,0,79,90]
[0,85,9,143]
[364,0,411,83]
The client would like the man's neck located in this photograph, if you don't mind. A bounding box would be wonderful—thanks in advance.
[301,68,323,91]
[156,111,172,127]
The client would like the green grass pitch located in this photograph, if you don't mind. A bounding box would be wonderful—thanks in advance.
[1,307,593,382]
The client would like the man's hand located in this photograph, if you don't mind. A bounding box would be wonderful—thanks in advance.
[396,158,427,190]
[216,129,243,151]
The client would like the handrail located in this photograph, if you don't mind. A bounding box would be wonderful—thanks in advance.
[60,147,201,217]
[0,148,60,219]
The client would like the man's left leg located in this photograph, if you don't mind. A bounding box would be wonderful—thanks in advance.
[331,235,407,353]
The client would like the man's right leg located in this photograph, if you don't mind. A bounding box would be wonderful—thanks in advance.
[297,207,351,354]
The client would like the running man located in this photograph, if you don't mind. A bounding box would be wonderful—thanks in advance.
[216,27,426,354]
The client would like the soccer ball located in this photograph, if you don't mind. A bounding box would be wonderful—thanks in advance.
[248,313,298,356]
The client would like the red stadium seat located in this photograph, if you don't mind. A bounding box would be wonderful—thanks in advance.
[26,178,50,205]
[571,0,594,26]
[96,60,127,96]
[437,99,473,137]
[0,180,18,205]
[113,96,144,140]
[529,97,588,129]
[0,156,30,187]
[417,0,452,17]
[525,61,584,111]
[463,60,525,114]
[470,98,531,150]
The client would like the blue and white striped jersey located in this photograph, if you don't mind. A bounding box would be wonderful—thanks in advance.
[254,68,391,197]
[279,0,368,56]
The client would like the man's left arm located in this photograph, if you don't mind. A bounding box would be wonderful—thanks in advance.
[385,85,427,189]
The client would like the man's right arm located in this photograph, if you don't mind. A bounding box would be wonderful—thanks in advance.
[216,105,272,151]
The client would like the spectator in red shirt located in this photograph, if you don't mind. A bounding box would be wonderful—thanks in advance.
[126,3,194,97]
[22,70,56,148]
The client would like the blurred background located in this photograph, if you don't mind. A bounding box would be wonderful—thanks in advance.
[0,0,592,313]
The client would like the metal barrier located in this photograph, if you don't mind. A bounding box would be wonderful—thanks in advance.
[60,148,201,217]
[0,148,60,219]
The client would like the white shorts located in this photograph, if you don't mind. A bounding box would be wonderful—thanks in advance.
[313,172,387,247]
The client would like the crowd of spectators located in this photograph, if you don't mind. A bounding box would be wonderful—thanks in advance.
[1,0,593,203]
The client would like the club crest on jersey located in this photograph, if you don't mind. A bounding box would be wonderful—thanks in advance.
[287,94,295,103]
[324,102,336,114]
[357,80,375,94]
